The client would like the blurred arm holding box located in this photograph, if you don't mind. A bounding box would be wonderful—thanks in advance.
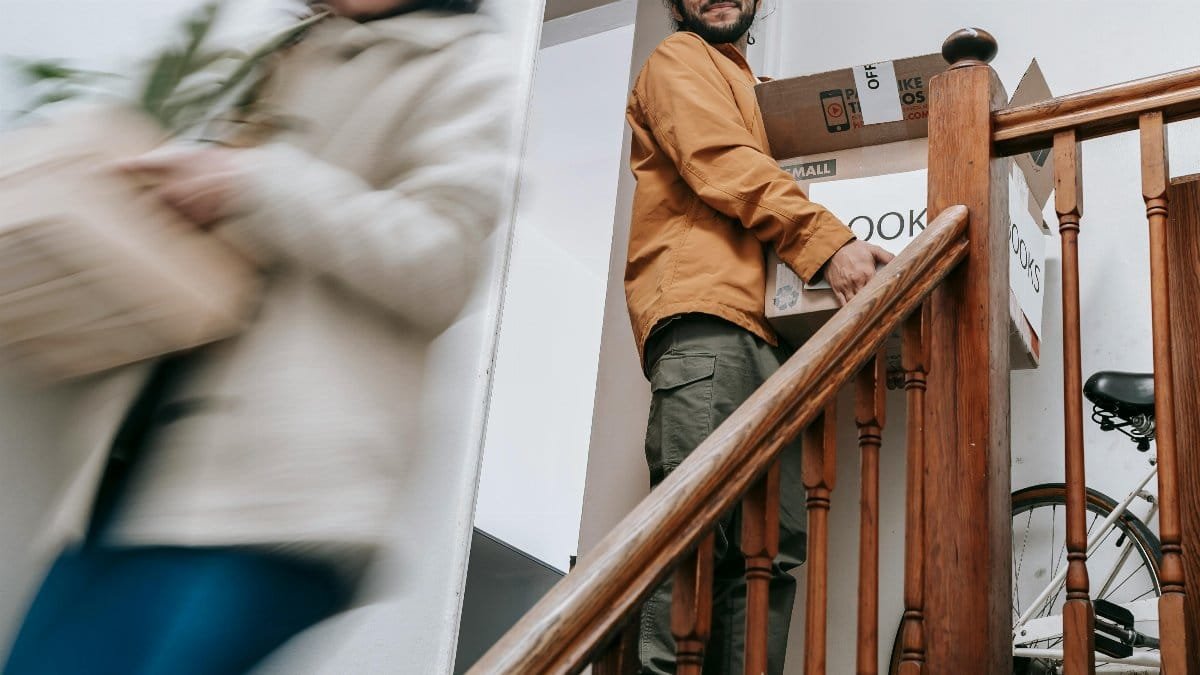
[0,5,325,382]
[0,4,511,381]
[214,47,509,335]
[0,106,260,382]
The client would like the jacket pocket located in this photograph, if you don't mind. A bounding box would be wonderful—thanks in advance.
[645,354,717,483]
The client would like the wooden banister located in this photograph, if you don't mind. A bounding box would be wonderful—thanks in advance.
[993,64,1200,156]
[855,354,886,675]
[742,459,781,675]
[1140,110,1190,670]
[895,306,929,675]
[1167,173,1200,673]
[467,205,969,674]
[671,534,714,674]
[802,405,837,675]
[924,29,1013,670]
[1052,128,1097,673]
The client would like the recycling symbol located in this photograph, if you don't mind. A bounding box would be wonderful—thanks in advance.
[774,284,799,310]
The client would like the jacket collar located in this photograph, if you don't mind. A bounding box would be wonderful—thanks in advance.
[675,32,755,79]
[713,42,753,77]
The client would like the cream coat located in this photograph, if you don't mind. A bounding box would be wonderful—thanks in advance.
[43,11,511,551]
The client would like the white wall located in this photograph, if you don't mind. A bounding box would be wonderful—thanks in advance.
[0,2,544,673]
[474,21,635,572]
[579,1,1200,672]
[576,0,674,558]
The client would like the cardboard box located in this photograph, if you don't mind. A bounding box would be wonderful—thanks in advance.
[0,107,260,381]
[758,60,1054,370]
[757,53,946,158]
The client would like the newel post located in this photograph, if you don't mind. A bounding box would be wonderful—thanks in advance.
[924,28,1013,672]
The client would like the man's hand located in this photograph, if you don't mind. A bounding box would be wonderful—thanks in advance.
[118,145,243,230]
[823,240,895,305]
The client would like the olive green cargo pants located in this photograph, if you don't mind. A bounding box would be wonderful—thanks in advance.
[639,315,807,675]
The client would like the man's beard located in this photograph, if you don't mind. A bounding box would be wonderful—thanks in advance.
[674,1,756,44]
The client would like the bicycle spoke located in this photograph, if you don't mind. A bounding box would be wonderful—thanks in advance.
[1132,587,1157,602]
[1050,505,1057,578]
[1043,578,1066,619]
[1013,509,1035,621]
[1106,564,1148,600]
[1047,508,1070,614]
[1091,514,1121,552]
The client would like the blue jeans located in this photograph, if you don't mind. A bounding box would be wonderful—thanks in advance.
[3,545,351,675]
[5,356,352,674]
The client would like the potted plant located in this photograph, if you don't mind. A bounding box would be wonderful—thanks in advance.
[0,3,325,382]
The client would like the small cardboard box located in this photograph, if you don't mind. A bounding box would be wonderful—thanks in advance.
[0,107,260,381]
[758,60,1054,370]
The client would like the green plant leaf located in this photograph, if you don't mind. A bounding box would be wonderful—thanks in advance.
[20,60,76,81]
[13,3,327,134]
[180,2,221,69]
[186,48,244,72]
[9,58,122,84]
[139,48,185,119]
[30,89,79,108]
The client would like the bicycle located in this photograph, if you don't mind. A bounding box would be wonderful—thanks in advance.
[888,370,1163,674]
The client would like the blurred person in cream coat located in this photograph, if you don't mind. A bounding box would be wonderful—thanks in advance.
[4,1,512,673]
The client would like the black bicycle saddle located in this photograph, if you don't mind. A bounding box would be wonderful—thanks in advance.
[1083,371,1155,417]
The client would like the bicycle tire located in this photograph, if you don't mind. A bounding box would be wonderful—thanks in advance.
[886,483,1162,674]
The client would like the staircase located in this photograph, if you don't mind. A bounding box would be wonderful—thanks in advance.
[468,28,1200,674]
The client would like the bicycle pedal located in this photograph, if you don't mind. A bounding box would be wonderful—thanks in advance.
[1095,633,1133,659]
[1094,598,1135,630]
[1094,599,1137,659]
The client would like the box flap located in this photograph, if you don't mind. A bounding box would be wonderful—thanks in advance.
[1009,59,1054,211]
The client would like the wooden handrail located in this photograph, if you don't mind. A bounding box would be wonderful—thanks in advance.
[993,64,1200,156]
[467,205,970,674]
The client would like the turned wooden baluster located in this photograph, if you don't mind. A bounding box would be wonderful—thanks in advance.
[856,353,886,675]
[1053,129,1097,674]
[672,533,715,675]
[802,405,838,675]
[592,621,639,675]
[1139,110,1189,671]
[897,306,930,674]
[742,459,782,675]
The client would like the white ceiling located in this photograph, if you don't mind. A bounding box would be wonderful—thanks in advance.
[544,0,621,21]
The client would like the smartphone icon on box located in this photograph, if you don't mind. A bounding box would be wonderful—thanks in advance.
[820,89,850,133]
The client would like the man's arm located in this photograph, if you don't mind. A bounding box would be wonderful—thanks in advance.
[636,34,890,298]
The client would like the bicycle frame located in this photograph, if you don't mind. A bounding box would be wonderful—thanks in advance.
[1014,597,1160,668]
[1012,458,1161,662]
[1011,462,1160,637]
[1013,647,1160,670]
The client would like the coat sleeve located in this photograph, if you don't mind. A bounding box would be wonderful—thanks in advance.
[220,36,513,335]
[633,34,854,282]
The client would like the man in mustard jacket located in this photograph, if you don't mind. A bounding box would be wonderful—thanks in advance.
[626,1,893,673]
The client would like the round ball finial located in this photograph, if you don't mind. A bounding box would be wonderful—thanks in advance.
[941,28,998,68]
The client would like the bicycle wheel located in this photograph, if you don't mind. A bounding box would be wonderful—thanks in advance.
[1011,484,1161,673]
[887,483,1162,674]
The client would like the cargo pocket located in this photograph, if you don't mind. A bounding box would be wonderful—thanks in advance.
[644,354,717,484]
